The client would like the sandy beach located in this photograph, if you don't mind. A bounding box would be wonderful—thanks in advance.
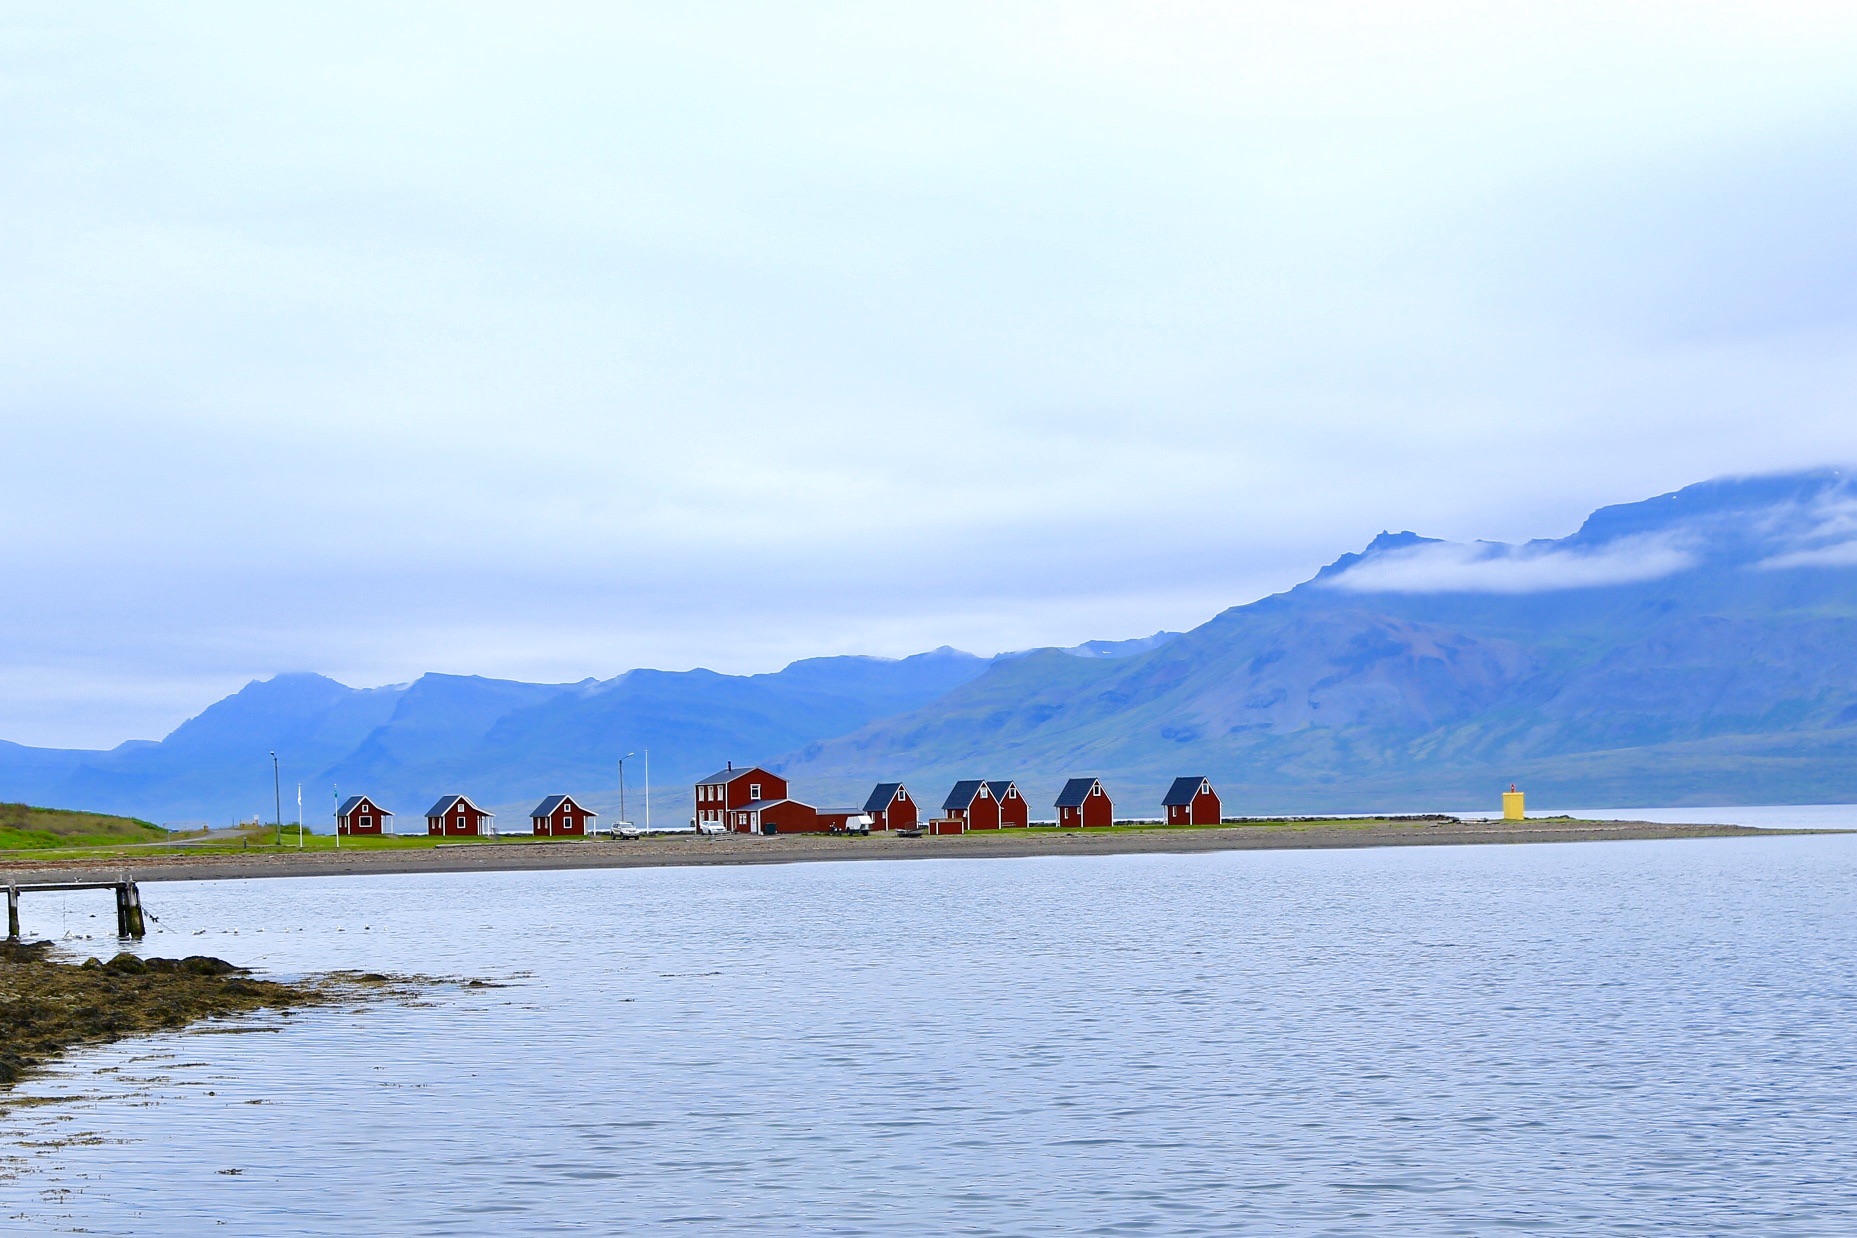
[0,817,1818,886]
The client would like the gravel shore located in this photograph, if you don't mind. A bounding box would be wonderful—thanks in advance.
[0,817,1816,886]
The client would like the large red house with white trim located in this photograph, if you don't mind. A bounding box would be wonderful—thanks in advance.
[693,764,789,833]
[1163,777,1221,825]
[425,794,493,837]
[1056,778,1113,828]
[530,794,597,837]
[336,795,390,836]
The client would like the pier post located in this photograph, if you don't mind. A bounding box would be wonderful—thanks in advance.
[6,883,17,941]
[123,881,145,939]
[114,884,129,937]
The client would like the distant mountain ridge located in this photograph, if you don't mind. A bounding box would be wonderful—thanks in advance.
[3,469,1854,823]
[774,468,1857,813]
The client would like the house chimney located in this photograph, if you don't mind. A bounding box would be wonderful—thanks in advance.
[727,761,732,771]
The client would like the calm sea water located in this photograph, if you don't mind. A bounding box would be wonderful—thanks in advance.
[6,822,1857,1234]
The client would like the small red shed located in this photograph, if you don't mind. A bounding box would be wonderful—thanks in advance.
[1163,777,1221,825]
[863,783,917,832]
[694,764,790,833]
[336,795,391,836]
[942,780,1001,830]
[1055,778,1113,828]
[425,794,493,838]
[986,781,1029,828]
[530,794,597,837]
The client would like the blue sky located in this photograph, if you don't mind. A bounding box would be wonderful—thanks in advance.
[4,3,1857,747]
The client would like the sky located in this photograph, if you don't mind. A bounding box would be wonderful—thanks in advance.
[4,2,1857,748]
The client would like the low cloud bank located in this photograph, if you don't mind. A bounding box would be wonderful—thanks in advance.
[1322,533,1696,594]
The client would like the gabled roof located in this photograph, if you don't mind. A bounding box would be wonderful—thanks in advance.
[697,765,776,786]
[863,782,904,813]
[530,794,597,819]
[737,798,809,813]
[943,779,986,810]
[985,780,1018,799]
[1055,777,1102,808]
[1163,777,1210,806]
[337,795,391,818]
[424,794,490,819]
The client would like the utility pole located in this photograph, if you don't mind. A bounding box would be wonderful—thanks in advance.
[297,783,304,849]
[271,752,282,847]
[333,784,341,850]
[644,749,650,831]
[618,751,634,826]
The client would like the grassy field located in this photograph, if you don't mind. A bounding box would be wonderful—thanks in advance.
[0,803,171,851]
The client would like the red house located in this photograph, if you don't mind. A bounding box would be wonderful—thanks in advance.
[530,794,597,837]
[335,795,391,836]
[987,781,1029,828]
[1163,777,1221,825]
[694,764,789,833]
[425,794,493,838]
[863,783,917,832]
[1056,778,1113,828]
[729,798,820,834]
[941,780,1001,831]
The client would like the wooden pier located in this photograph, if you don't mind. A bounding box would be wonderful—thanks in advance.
[5,876,145,940]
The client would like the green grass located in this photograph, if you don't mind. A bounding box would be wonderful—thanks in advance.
[0,802,170,851]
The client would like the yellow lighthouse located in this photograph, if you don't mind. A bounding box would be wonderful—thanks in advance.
[1502,783,1525,821]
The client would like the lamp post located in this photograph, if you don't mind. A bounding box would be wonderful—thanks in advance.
[617,752,635,827]
[271,752,282,848]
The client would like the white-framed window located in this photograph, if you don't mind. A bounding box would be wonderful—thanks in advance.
[750,784,761,799]
[360,815,372,828]
[897,790,907,801]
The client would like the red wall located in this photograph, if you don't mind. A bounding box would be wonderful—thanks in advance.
[1081,792,1113,828]
[968,792,1001,830]
[533,801,588,836]
[875,789,917,831]
[428,805,489,837]
[338,798,385,835]
[759,800,820,833]
[996,788,1028,828]
[1191,788,1220,825]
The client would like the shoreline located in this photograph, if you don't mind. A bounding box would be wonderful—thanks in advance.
[0,818,1833,885]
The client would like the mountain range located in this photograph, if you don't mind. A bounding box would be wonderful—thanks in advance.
[4,468,1855,825]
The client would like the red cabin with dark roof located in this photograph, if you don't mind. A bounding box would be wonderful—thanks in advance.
[987,780,1029,828]
[425,794,493,837]
[1056,778,1113,828]
[941,780,1001,830]
[863,783,917,832]
[693,764,789,833]
[336,795,390,836]
[530,794,597,837]
[1163,777,1220,825]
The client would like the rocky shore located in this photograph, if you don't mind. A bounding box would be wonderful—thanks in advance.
[0,941,362,1090]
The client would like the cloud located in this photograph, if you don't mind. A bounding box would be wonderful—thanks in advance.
[1753,493,1857,569]
[1757,539,1857,569]
[1321,533,1696,594]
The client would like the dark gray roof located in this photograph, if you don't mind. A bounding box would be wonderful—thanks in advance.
[1055,777,1101,808]
[530,794,597,820]
[863,783,904,813]
[942,780,986,811]
[737,798,807,813]
[337,795,391,818]
[697,765,773,786]
[985,780,1018,799]
[424,794,489,819]
[1163,777,1210,806]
